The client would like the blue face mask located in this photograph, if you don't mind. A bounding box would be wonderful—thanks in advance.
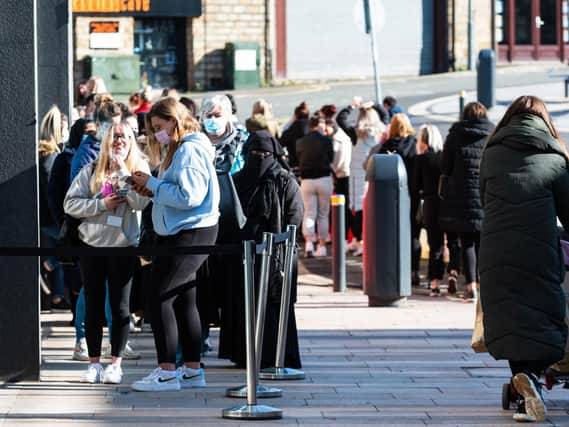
[203,117,226,135]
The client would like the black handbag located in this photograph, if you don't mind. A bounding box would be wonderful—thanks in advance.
[57,214,81,247]
[217,172,247,233]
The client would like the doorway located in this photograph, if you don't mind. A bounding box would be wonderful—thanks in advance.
[497,0,564,61]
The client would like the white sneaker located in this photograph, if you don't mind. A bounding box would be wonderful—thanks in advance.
[103,341,141,360]
[305,241,314,257]
[176,366,206,388]
[73,338,89,361]
[353,245,364,257]
[314,244,327,257]
[81,363,103,384]
[131,367,180,392]
[346,238,359,252]
[103,364,123,384]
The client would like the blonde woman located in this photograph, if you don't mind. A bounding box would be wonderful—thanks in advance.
[348,107,385,256]
[130,98,220,392]
[245,98,281,137]
[64,122,150,385]
[39,105,67,308]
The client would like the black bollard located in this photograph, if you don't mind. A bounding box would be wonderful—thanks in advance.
[331,195,347,293]
[459,90,466,119]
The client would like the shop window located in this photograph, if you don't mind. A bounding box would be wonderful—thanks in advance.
[563,0,569,43]
[541,0,558,45]
[496,0,507,44]
[515,0,532,45]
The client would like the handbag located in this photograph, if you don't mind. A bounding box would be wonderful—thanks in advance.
[57,214,81,247]
[471,296,488,353]
[217,172,247,232]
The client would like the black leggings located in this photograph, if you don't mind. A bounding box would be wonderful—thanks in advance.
[79,252,134,358]
[445,231,461,274]
[460,231,480,284]
[509,360,554,378]
[352,210,363,241]
[426,223,445,280]
[150,225,218,364]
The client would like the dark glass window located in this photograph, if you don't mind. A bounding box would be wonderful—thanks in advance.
[541,0,558,45]
[515,0,532,44]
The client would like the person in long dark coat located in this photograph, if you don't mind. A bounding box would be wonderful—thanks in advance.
[225,130,304,369]
[439,102,494,300]
[479,96,569,423]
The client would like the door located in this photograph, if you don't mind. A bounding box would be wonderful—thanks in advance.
[537,0,560,59]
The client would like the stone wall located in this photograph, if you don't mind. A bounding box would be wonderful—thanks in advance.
[448,0,493,70]
[188,0,268,90]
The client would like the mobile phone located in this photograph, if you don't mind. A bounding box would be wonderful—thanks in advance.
[116,188,129,198]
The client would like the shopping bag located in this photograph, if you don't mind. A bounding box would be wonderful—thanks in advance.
[471,296,488,353]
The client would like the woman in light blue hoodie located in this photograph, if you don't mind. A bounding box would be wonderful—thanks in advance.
[129,98,220,392]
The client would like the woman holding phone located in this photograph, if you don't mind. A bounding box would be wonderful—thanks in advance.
[129,98,220,392]
[64,122,150,384]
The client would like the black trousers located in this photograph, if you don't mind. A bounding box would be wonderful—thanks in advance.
[460,231,480,283]
[445,231,461,274]
[334,176,351,239]
[509,360,554,378]
[150,225,218,364]
[425,223,445,280]
[79,251,134,358]
[351,210,363,241]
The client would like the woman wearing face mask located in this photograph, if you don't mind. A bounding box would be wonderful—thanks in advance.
[198,95,250,363]
[129,98,220,392]
[64,122,150,385]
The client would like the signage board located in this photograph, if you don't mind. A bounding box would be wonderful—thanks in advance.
[89,21,120,49]
[73,0,201,17]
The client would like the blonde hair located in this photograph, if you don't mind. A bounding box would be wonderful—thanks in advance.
[356,107,385,140]
[251,99,273,118]
[418,124,444,153]
[86,76,108,95]
[146,97,202,171]
[90,122,148,194]
[388,113,415,139]
[39,105,62,155]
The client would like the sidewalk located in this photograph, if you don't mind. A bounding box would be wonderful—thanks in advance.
[1,255,569,425]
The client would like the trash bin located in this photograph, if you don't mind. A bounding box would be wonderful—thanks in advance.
[84,55,141,95]
[223,42,261,90]
[477,49,495,109]
[363,154,411,307]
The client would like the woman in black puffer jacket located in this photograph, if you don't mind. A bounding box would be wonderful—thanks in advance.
[439,102,494,300]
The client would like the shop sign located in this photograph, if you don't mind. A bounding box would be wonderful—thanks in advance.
[89,21,121,49]
[73,0,201,17]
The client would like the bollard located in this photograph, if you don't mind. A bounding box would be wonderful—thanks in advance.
[222,240,282,420]
[565,78,569,98]
[331,195,346,293]
[259,225,305,380]
[459,90,466,120]
[477,49,496,109]
[226,233,282,399]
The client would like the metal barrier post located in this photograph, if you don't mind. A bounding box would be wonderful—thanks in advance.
[222,240,282,420]
[331,195,346,293]
[226,233,282,399]
[259,225,305,380]
[459,90,466,119]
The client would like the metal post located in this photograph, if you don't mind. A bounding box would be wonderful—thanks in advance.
[364,0,382,103]
[331,195,346,293]
[222,241,282,420]
[259,225,305,380]
[467,0,474,70]
[565,79,569,98]
[459,90,466,120]
[226,234,282,398]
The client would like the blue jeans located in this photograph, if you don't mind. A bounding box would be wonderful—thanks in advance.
[40,226,65,299]
[75,284,112,341]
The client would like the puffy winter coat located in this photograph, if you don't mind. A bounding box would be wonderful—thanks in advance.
[439,119,494,232]
[479,113,569,361]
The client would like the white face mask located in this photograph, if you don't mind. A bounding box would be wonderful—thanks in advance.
[203,117,227,135]
[110,150,128,161]
[61,128,69,143]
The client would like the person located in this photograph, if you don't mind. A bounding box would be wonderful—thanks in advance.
[296,114,334,257]
[279,101,309,169]
[414,125,445,296]
[348,107,385,256]
[325,118,352,241]
[383,96,404,121]
[439,102,494,300]
[372,113,419,282]
[230,130,304,368]
[225,93,240,127]
[479,96,569,423]
[336,96,363,146]
[134,91,152,115]
[198,94,249,363]
[179,96,198,118]
[245,98,280,138]
[130,97,219,392]
[38,105,68,309]
[64,121,150,384]
[85,76,108,95]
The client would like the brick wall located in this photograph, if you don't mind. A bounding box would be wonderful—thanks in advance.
[448,0,493,70]
[188,0,268,90]
[73,16,134,82]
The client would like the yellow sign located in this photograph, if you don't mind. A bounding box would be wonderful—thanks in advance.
[73,0,151,13]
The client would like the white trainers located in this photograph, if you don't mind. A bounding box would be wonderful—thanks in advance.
[352,245,364,257]
[103,341,141,360]
[305,241,314,257]
[73,338,89,361]
[346,238,359,252]
[176,366,206,389]
[103,364,123,384]
[314,244,327,257]
[81,363,104,384]
[131,367,180,392]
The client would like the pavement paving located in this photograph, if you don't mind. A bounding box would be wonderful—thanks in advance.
[2,253,569,426]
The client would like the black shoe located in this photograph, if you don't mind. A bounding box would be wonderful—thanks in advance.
[429,287,441,297]
[448,275,457,294]
[51,298,71,310]
[411,272,421,287]
[463,290,476,301]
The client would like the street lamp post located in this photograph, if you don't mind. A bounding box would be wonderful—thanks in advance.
[364,0,382,103]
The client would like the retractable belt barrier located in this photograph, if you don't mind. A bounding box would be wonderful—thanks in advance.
[0,245,242,257]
